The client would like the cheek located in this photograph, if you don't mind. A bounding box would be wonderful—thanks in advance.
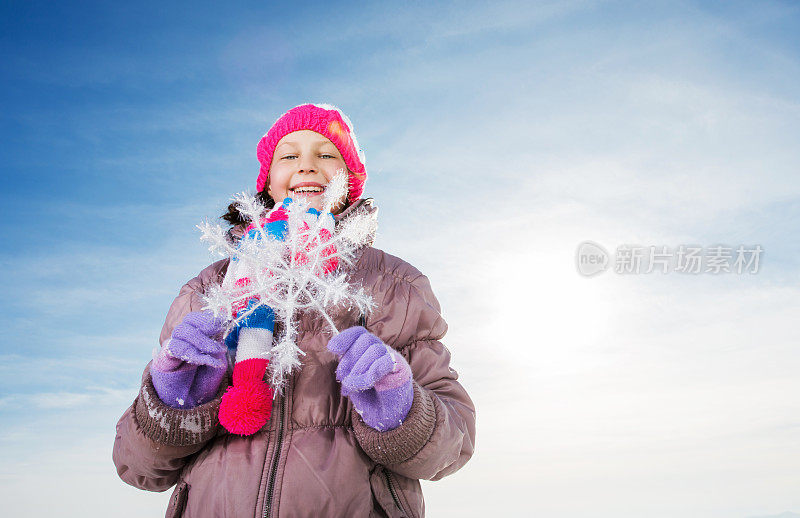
[325,160,348,179]
[268,166,291,193]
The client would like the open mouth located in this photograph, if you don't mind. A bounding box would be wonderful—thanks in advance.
[289,182,326,196]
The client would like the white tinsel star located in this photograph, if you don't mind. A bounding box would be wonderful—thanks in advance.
[196,171,377,392]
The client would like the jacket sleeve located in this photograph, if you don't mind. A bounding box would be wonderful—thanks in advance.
[112,264,230,492]
[350,270,476,481]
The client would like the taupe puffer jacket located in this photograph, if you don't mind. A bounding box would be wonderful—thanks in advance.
[112,199,477,518]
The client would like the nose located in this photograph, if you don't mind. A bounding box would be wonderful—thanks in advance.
[298,153,316,173]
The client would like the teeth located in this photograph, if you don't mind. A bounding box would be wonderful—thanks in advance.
[292,186,324,193]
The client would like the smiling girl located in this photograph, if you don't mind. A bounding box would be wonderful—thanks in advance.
[113,103,476,518]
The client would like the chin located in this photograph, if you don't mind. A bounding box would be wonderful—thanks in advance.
[291,194,324,208]
[279,192,345,214]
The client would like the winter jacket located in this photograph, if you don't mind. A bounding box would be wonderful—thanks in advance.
[112,198,477,518]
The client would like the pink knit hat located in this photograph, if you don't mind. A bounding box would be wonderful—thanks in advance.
[256,103,367,202]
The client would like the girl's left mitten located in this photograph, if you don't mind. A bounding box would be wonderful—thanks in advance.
[150,310,228,409]
[327,327,414,432]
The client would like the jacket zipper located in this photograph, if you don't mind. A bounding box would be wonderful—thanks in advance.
[263,384,288,518]
[383,468,407,517]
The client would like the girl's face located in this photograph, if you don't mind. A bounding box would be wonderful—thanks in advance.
[267,130,349,214]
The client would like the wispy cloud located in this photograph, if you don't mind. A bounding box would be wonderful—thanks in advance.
[0,386,136,410]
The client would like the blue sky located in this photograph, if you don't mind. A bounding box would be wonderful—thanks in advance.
[1,1,800,516]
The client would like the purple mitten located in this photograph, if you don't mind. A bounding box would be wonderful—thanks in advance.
[150,310,228,409]
[327,326,414,432]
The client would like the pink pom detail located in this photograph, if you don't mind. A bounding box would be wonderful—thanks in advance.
[219,358,274,436]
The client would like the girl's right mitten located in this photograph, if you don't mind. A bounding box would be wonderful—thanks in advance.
[150,310,228,409]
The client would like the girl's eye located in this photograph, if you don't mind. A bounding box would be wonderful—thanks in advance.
[282,155,297,160]
[321,154,336,159]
